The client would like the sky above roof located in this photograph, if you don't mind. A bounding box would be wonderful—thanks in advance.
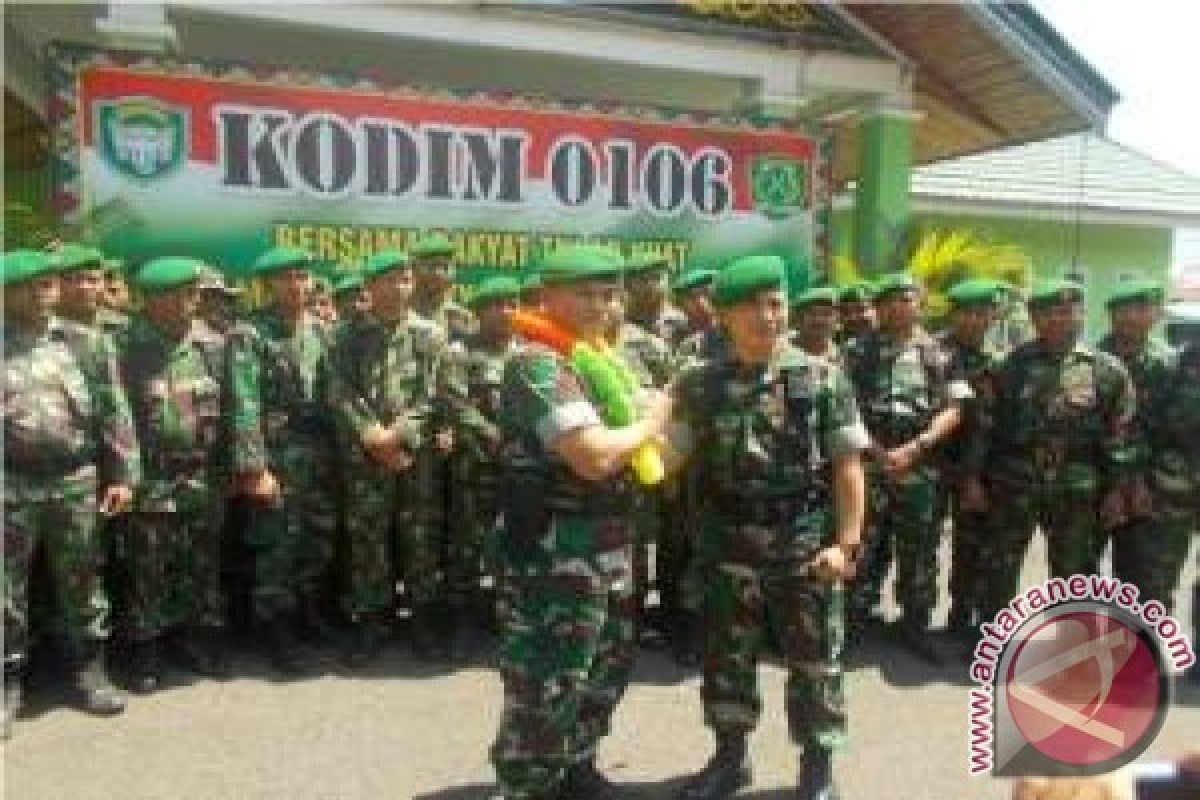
[1033,0,1200,271]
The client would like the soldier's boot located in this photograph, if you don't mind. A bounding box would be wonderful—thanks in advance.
[411,606,450,663]
[263,618,309,675]
[671,610,703,669]
[298,593,337,647]
[129,638,163,694]
[796,748,839,800]
[343,618,385,669]
[676,733,752,800]
[896,617,943,666]
[68,647,127,715]
[564,757,620,800]
[2,664,24,740]
[172,628,231,680]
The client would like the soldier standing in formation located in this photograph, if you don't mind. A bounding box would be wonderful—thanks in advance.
[119,257,231,691]
[845,272,966,664]
[227,246,338,672]
[490,244,673,800]
[668,255,867,800]
[964,280,1137,622]
[935,279,1006,642]
[3,249,139,737]
[835,282,875,346]
[789,287,842,366]
[1098,280,1193,613]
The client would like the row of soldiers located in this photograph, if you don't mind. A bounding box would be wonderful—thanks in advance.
[4,238,1197,743]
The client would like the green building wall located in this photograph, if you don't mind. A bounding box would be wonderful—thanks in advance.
[832,208,1174,338]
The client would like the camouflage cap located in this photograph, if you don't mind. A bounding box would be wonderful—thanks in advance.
[1105,278,1164,309]
[1028,278,1085,309]
[363,249,411,280]
[409,232,456,259]
[252,245,314,277]
[3,249,53,286]
[134,256,203,295]
[50,243,106,274]
[790,286,838,310]
[536,244,626,285]
[947,278,1005,308]
[712,254,785,308]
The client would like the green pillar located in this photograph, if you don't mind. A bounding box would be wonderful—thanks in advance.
[854,109,912,276]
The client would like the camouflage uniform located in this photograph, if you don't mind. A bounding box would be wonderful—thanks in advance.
[325,309,474,624]
[936,330,1004,631]
[118,316,228,644]
[845,329,965,634]
[968,340,1136,619]
[613,322,672,630]
[490,342,639,799]
[673,341,868,752]
[451,334,522,605]
[227,308,337,626]
[3,317,140,665]
[1099,334,1193,612]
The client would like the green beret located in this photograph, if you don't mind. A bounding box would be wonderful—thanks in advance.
[3,249,52,286]
[133,256,203,295]
[363,249,411,280]
[625,251,671,276]
[872,272,920,300]
[1106,279,1164,309]
[409,232,455,259]
[51,243,106,274]
[1028,278,1084,309]
[536,244,625,285]
[253,245,313,277]
[839,281,874,304]
[791,286,838,310]
[332,273,364,297]
[713,255,785,308]
[671,269,716,294]
[467,274,523,309]
[948,278,1004,308]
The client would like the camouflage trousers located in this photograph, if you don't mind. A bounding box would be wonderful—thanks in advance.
[1108,487,1195,615]
[701,521,846,752]
[245,440,338,623]
[979,481,1102,621]
[491,516,636,799]
[342,454,445,618]
[656,486,703,619]
[936,479,989,628]
[3,485,109,664]
[850,467,939,629]
[124,490,224,641]
[447,467,499,604]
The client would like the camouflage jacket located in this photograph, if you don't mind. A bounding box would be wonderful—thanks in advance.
[788,333,844,370]
[3,317,140,500]
[674,326,728,374]
[413,295,477,340]
[227,307,331,474]
[457,334,522,491]
[1155,341,1200,496]
[614,322,672,388]
[967,339,1136,491]
[1098,334,1190,490]
[628,305,689,349]
[844,328,968,450]
[118,316,229,510]
[325,310,481,470]
[671,342,869,541]
[936,331,1004,467]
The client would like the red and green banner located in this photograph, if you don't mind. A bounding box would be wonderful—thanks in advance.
[52,45,825,287]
